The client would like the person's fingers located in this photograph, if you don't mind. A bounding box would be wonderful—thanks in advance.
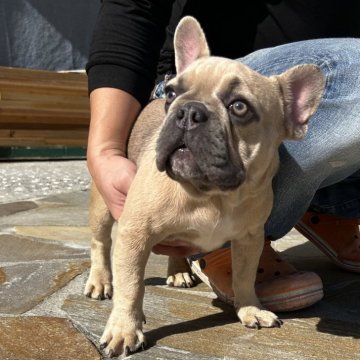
[93,156,137,220]
[108,195,126,220]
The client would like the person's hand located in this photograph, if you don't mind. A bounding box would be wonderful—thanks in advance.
[87,88,140,220]
[89,149,136,220]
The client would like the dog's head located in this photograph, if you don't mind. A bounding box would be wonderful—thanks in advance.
[156,17,325,194]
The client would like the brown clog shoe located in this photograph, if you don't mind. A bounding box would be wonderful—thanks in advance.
[296,212,360,273]
[189,240,323,312]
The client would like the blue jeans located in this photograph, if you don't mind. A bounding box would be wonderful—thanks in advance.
[240,38,360,239]
[154,38,360,241]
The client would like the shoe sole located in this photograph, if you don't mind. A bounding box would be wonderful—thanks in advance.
[189,259,324,312]
[296,221,360,273]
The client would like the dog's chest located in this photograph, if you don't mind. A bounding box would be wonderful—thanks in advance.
[197,216,240,251]
[176,204,248,252]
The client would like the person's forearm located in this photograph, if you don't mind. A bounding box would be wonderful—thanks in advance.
[87,88,141,172]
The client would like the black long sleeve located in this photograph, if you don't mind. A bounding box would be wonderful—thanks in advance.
[86,0,174,107]
[87,0,360,108]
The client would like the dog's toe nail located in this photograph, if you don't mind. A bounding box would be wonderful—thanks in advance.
[99,342,107,350]
[85,292,91,298]
[124,346,130,356]
[105,293,112,300]
[107,349,115,358]
[246,322,260,330]
[181,282,186,288]
[141,342,146,351]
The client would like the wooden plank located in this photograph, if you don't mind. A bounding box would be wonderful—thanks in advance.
[0,129,88,146]
[0,67,88,96]
[0,106,89,119]
[0,67,87,87]
[0,67,90,147]
[0,100,89,113]
[0,81,88,96]
[0,66,86,80]
[0,123,88,130]
[0,91,89,106]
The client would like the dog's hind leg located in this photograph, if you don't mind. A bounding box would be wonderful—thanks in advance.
[166,257,197,288]
[84,182,114,300]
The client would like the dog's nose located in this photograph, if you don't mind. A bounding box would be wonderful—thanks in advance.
[176,102,209,130]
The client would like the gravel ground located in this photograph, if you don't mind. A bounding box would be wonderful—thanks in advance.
[0,160,91,203]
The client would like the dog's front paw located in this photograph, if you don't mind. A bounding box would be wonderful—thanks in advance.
[237,306,283,329]
[100,312,147,357]
[166,272,197,288]
[84,267,113,300]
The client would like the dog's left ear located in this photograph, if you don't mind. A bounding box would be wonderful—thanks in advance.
[276,64,325,139]
[174,16,210,74]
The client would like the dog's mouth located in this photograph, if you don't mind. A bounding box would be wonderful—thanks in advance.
[169,143,192,166]
[166,143,204,182]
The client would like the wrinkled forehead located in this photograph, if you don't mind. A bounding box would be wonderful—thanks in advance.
[171,57,268,98]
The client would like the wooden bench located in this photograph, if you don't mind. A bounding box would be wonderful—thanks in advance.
[0,67,90,147]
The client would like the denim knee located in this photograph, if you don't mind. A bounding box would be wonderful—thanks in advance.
[246,39,360,238]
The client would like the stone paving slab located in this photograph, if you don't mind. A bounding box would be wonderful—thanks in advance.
[13,226,92,248]
[0,268,5,284]
[62,282,360,360]
[0,201,38,217]
[0,260,89,314]
[0,234,89,262]
[61,253,360,360]
[0,317,100,360]
[0,194,89,227]
[1,161,359,359]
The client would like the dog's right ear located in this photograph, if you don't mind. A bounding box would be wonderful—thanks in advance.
[174,16,210,74]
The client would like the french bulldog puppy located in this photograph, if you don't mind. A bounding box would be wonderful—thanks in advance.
[84,16,325,357]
